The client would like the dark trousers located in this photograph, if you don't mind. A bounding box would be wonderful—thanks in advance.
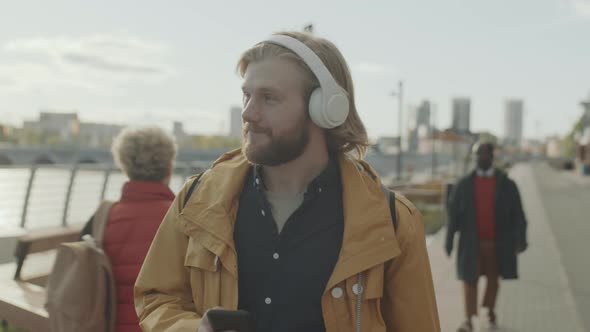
[463,240,499,318]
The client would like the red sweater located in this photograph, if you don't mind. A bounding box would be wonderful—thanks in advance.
[475,176,496,240]
[103,180,175,332]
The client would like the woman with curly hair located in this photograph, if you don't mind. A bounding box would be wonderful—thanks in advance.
[82,126,177,332]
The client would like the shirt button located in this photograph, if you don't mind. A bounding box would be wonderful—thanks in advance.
[265,297,272,304]
[318,187,322,193]
[273,253,279,260]
[331,287,343,298]
[261,209,266,217]
[255,178,260,185]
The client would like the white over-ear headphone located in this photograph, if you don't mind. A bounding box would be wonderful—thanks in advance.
[263,35,350,129]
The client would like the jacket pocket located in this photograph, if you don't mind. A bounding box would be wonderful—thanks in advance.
[184,237,218,272]
[326,265,386,331]
[344,266,384,300]
[183,237,225,314]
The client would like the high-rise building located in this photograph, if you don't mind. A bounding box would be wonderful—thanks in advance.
[229,106,242,138]
[451,98,471,133]
[408,100,431,152]
[414,101,431,128]
[504,99,524,146]
[173,121,187,143]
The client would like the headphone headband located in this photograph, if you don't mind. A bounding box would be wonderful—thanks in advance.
[264,35,342,95]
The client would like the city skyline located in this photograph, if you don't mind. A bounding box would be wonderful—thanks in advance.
[505,99,524,146]
[1,1,589,140]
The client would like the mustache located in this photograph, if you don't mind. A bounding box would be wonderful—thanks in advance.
[243,123,272,135]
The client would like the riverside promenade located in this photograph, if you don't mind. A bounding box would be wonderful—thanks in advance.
[430,163,589,332]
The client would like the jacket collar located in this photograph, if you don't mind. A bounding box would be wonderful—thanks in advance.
[120,180,175,202]
[324,157,401,290]
[470,167,505,180]
[179,149,401,284]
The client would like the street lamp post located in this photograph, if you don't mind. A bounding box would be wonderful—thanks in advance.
[582,100,590,128]
[431,103,437,179]
[392,81,404,181]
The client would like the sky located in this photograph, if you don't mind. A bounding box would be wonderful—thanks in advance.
[1,0,589,140]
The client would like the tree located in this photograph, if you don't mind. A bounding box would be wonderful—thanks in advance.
[562,115,585,158]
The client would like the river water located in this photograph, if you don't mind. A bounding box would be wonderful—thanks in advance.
[0,167,186,230]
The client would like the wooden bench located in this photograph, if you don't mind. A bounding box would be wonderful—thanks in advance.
[0,224,84,331]
[0,254,52,332]
[13,224,83,282]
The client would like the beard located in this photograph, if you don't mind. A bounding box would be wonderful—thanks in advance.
[242,115,310,166]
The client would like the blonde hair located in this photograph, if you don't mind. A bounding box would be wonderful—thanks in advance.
[111,126,178,181]
[237,31,369,159]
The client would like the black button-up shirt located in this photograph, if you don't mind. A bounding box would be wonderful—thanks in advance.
[234,157,344,332]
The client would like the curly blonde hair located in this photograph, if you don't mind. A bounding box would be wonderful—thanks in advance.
[237,31,369,159]
[111,126,177,181]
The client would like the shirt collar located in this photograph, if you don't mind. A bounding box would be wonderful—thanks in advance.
[252,155,340,193]
[476,168,495,177]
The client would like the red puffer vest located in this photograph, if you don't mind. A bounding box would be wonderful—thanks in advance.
[103,180,175,332]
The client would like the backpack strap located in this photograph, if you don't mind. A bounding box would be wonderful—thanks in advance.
[381,184,398,231]
[353,161,398,231]
[183,170,208,208]
[104,254,117,332]
[91,202,117,332]
[91,200,115,249]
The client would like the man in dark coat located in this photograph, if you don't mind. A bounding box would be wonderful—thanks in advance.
[445,142,528,332]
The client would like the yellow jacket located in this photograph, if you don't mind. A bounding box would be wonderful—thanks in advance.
[135,149,440,332]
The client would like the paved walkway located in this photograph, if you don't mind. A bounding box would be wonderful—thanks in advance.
[429,163,587,332]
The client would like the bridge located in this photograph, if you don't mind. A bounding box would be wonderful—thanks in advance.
[0,145,462,178]
[0,145,232,165]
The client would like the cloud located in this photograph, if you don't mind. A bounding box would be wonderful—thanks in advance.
[353,62,397,76]
[0,62,107,95]
[573,0,590,17]
[62,52,163,74]
[3,34,170,76]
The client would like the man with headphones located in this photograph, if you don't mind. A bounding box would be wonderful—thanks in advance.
[135,32,440,332]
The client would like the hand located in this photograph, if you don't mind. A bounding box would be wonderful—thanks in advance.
[198,307,237,332]
[516,243,527,254]
[197,307,218,332]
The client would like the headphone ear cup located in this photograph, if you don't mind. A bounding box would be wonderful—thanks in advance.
[308,88,326,128]
[326,93,349,127]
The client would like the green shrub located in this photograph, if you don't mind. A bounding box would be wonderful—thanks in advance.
[415,203,448,235]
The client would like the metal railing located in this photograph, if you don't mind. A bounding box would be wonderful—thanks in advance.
[0,161,209,230]
[1,148,518,231]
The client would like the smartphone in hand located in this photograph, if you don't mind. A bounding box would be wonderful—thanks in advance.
[207,309,255,332]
